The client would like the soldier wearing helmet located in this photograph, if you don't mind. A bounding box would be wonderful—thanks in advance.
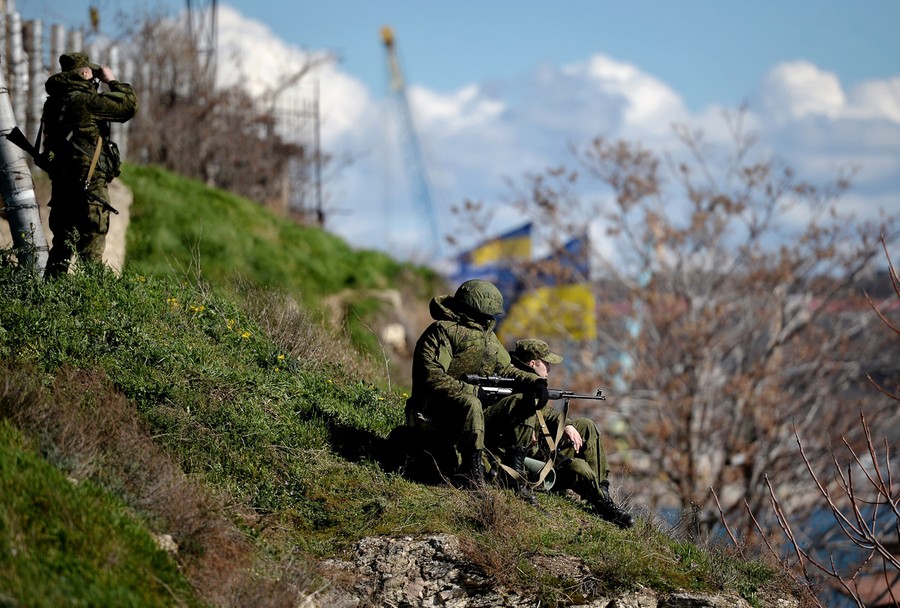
[405,279,549,488]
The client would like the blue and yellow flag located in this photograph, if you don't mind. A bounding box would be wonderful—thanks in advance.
[499,233,596,342]
[499,283,596,342]
[456,223,532,271]
[448,227,596,343]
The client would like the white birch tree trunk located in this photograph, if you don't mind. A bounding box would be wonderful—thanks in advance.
[8,10,27,128]
[0,62,48,276]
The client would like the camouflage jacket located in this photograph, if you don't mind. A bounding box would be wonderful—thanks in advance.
[42,70,138,181]
[407,295,537,413]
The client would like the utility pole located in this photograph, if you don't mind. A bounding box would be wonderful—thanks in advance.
[313,80,324,226]
[186,0,217,89]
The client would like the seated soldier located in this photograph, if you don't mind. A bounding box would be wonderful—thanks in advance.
[403,280,549,488]
[489,339,634,529]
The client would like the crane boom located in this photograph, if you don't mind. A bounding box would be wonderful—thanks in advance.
[380,26,442,260]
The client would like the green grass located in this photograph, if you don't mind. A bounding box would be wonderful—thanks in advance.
[0,420,198,608]
[0,165,789,606]
[121,163,442,358]
[121,164,438,301]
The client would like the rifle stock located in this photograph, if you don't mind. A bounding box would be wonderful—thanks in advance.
[5,127,51,173]
[4,127,118,215]
[5,127,34,153]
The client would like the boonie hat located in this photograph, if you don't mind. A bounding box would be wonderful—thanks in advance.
[513,339,563,365]
[59,52,101,72]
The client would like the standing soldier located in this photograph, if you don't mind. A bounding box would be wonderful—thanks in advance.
[41,52,137,278]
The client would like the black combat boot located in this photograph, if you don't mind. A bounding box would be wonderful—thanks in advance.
[456,448,486,489]
[508,447,539,506]
[589,480,634,529]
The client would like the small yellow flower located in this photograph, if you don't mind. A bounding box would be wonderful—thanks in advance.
[277,354,285,360]
[240,331,251,339]
[190,304,206,313]
[402,392,409,398]
[166,297,179,309]
[227,318,236,330]
[136,275,146,283]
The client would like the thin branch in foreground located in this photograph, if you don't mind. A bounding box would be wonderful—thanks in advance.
[710,486,743,558]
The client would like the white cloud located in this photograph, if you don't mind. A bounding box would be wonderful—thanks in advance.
[848,78,900,123]
[762,61,847,122]
[215,5,369,142]
[565,55,688,134]
[212,6,900,262]
[762,61,900,126]
[756,64,900,215]
[410,84,506,133]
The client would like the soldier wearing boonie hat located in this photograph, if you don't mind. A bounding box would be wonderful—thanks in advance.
[41,51,138,278]
[486,338,634,528]
[512,338,564,366]
[58,52,102,72]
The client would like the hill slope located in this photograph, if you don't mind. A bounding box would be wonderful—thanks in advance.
[0,165,791,607]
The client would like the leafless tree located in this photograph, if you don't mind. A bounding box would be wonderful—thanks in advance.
[123,14,329,217]
[456,110,900,537]
[729,236,899,608]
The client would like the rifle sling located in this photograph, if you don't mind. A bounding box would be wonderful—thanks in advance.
[85,135,103,185]
[493,398,569,489]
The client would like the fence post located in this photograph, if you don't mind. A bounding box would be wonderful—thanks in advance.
[66,29,82,54]
[0,11,7,88]
[49,23,64,71]
[24,19,43,141]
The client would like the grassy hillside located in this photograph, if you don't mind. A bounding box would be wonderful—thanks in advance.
[121,163,441,361]
[123,164,427,300]
[0,165,789,607]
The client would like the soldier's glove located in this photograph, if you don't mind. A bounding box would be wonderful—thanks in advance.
[531,378,550,409]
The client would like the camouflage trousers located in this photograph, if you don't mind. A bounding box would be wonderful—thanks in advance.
[485,398,610,502]
[407,392,528,474]
[545,417,610,503]
[46,177,111,278]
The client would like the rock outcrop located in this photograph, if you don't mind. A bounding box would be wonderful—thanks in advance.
[318,534,798,608]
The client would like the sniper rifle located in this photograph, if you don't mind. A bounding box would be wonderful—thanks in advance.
[462,374,606,405]
[4,126,119,215]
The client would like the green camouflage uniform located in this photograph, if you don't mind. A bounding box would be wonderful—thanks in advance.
[42,52,138,278]
[405,280,539,474]
[496,341,612,505]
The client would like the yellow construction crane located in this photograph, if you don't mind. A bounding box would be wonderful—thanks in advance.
[380,25,442,259]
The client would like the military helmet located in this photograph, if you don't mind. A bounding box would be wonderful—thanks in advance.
[453,279,504,316]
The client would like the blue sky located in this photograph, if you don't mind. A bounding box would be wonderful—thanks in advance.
[18,0,900,261]
[25,1,900,107]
